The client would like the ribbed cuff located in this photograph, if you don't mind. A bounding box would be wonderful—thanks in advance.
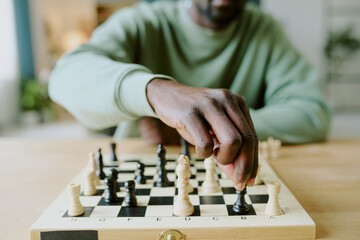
[119,69,175,118]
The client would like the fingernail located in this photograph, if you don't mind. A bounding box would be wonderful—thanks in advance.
[236,182,246,191]
[247,178,255,187]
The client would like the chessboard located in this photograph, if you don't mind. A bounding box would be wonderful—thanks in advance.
[30,146,315,240]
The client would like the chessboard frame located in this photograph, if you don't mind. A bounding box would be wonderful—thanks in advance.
[30,153,315,240]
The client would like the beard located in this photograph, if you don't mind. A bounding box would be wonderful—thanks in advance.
[195,0,247,25]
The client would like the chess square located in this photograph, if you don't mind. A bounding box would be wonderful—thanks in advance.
[80,196,102,206]
[90,206,121,218]
[148,197,173,205]
[144,168,156,175]
[166,162,177,169]
[118,173,135,181]
[246,185,267,195]
[135,188,151,195]
[174,195,200,205]
[150,187,175,196]
[124,159,140,163]
[135,196,150,206]
[145,206,173,217]
[81,189,104,196]
[199,205,228,216]
[223,194,252,205]
[63,207,94,217]
[222,187,236,194]
[218,179,234,187]
[200,196,225,205]
[119,162,138,170]
[175,188,198,196]
[226,204,256,216]
[118,206,146,217]
[118,170,134,174]
[249,194,268,204]
[152,182,175,187]
[251,203,266,215]
[167,173,177,181]
[189,179,198,187]
[98,197,124,206]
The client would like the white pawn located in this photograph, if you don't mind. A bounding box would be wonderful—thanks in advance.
[265,181,282,216]
[173,155,194,217]
[201,156,221,193]
[83,170,97,196]
[68,183,84,216]
[88,152,101,185]
[254,164,263,185]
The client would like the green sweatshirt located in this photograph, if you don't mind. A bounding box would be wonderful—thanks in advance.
[49,1,331,144]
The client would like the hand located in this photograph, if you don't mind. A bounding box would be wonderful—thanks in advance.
[139,117,181,145]
[146,79,258,190]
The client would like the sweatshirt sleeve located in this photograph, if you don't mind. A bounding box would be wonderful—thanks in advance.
[48,6,173,130]
[250,20,331,144]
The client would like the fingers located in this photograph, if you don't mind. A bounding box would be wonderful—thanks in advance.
[202,105,242,166]
[179,114,214,158]
[233,95,259,184]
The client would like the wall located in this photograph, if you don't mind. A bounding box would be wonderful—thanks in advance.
[0,0,19,128]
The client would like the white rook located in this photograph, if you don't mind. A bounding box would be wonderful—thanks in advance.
[265,181,282,216]
[68,183,84,217]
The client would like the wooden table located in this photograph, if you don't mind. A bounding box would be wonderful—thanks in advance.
[0,138,359,239]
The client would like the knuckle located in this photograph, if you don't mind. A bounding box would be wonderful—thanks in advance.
[237,95,247,104]
[196,138,213,151]
[223,135,242,147]
[217,89,232,100]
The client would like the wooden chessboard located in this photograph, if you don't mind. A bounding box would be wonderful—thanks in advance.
[30,153,315,240]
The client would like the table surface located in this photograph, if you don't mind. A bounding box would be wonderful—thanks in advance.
[0,138,359,239]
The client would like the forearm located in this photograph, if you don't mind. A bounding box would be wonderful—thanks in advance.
[250,100,331,144]
[49,45,170,130]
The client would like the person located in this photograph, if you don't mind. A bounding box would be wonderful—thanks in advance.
[49,0,331,190]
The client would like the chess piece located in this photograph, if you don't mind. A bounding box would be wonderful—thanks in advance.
[68,183,84,216]
[233,187,249,214]
[125,180,137,207]
[109,168,120,192]
[265,181,282,216]
[83,170,97,196]
[88,152,101,185]
[96,148,106,180]
[155,144,170,187]
[259,141,269,160]
[201,156,221,193]
[268,137,281,159]
[110,142,118,162]
[104,177,119,203]
[173,155,194,217]
[135,162,146,184]
[181,138,191,160]
[254,164,263,185]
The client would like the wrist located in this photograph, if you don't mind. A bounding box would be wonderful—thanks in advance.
[146,78,174,111]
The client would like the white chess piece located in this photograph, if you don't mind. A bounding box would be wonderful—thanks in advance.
[173,155,194,217]
[88,152,101,185]
[259,141,269,160]
[254,164,263,185]
[265,181,282,216]
[83,170,97,196]
[68,183,84,216]
[201,156,221,193]
[269,138,281,159]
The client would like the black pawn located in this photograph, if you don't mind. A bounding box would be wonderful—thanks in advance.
[125,180,137,207]
[181,138,191,160]
[96,148,106,180]
[110,142,118,162]
[233,187,250,214]
[109,168,120,192]
[105,177,119,203]
[155,144,169,187]
[135,162,146,184]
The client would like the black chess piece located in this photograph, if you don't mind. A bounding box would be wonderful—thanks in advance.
[110,142,118,162]
[181,138,191,160]
[125,180,137,207]
[96,148,106,180]
[109,168,120,192]
[135,162,146,184]
[155,144,170,187]
[105,177,119,203]
[233,187,250,214]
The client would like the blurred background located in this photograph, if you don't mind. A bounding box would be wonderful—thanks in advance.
[0,0,359,139]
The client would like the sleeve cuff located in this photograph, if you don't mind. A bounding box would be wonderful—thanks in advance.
[118,69,175,118]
